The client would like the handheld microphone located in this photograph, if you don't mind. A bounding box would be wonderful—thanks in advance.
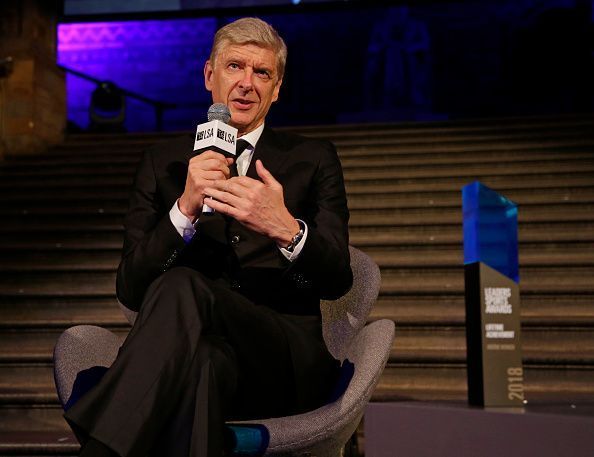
[194,104,238,214]
[194,103,238,157]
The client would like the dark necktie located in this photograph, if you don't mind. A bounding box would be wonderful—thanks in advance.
[230,139,250,177]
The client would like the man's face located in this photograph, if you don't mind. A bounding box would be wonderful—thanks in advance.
[204,43,282,136]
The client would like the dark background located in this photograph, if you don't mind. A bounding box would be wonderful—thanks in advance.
[58,0,594,132]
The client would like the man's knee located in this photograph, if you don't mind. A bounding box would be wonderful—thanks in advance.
[154,266,209,289]
[137,267,215,326]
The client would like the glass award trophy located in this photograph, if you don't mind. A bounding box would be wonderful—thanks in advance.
[463,181,524,407]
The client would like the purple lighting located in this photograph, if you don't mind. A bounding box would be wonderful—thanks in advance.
[58,19,216,131]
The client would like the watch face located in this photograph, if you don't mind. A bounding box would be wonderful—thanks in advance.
[287,227,304,252]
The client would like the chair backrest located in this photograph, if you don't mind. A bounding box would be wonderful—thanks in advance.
[320,246,382,361]
[118,246,382,362]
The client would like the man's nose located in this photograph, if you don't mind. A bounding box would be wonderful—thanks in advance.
[238,69,253,91]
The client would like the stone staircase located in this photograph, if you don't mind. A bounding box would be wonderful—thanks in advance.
[0,114,593,455]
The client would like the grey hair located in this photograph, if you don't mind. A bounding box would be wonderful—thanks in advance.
[209,17,287,79]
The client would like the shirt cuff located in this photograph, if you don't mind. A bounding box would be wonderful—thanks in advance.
[279,219,308,262]
[169,199,198,243]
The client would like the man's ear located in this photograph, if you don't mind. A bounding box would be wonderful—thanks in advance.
[204,60,213,92]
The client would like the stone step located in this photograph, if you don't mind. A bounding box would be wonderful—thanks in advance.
[31,139,593,168]
[0,190,129,203]
[379,267,594,294]
[0,335,594,432]
[4,136,593,169]
[0,298,128,329]
[0,221,590,247]
[347,187,594,209]
[71,117,594,139]
[365,243,594,268]
[0,430,77,456]
[0,169,589,192]
[0,266,591,298]
[346,175,594,193]
[339,147,594,166]
[0,404,71,433]
[0,329,128,364]
[42,113,593,142]
[1,154,142,169]
[0,176,132,190]
[0,243,591,273]
[342,159,594,181]
[0,362,590,444]
[349,221,594,245]
[375,364,594,403]
[318,115,594,134]
[0,251,121,271]
[0,232,123,250]
[1,327,591,368]
[0,165,137,178]
[353,168,593,187]
[1,287,591,328]
[370,294,594,327]
[3,193,594,216]
[0,363,591,430]
[2,155,593,180]
[0,366,59,406]
[59,114,594,144]
[0,201,153,215]
[287,114,594,136]
[1,203,591,226]
[349,204,594,226]
[348,170,594,189]
[4,147,594,178]
[335,139,594,156]
[0,292,591,329]
[2,185,594,210]
[390,327,594,365]
[5,180,594,211]
[0,271,117,297]
[0,215,123,232]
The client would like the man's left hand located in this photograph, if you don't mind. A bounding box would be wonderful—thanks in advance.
[203,159,300,248]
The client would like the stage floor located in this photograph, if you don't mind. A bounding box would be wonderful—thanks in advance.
[365,401,594,457]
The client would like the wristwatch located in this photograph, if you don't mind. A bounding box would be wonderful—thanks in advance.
[285,220,305,253]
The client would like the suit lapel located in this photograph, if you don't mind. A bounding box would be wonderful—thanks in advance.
[246,127,288,181]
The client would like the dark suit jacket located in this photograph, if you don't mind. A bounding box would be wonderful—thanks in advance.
[116,127,353,315]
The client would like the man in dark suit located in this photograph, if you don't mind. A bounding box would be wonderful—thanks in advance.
[64,17,352,457]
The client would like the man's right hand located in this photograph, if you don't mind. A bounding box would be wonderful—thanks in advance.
[178,151,234,221]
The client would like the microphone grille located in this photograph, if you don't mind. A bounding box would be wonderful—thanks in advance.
[207,103,231,123]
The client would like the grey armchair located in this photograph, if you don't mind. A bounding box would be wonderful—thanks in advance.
[54,246,395,456]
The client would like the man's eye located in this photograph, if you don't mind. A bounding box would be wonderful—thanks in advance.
[228,63,240,70]
[256,70,271,79]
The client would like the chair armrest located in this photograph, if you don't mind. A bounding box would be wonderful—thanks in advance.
[53,325,124,408]
[230,319,395,455]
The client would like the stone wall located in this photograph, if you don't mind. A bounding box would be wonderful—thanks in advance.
[0,0,66,157]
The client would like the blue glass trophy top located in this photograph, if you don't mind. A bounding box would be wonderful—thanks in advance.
[462,181,519,283]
